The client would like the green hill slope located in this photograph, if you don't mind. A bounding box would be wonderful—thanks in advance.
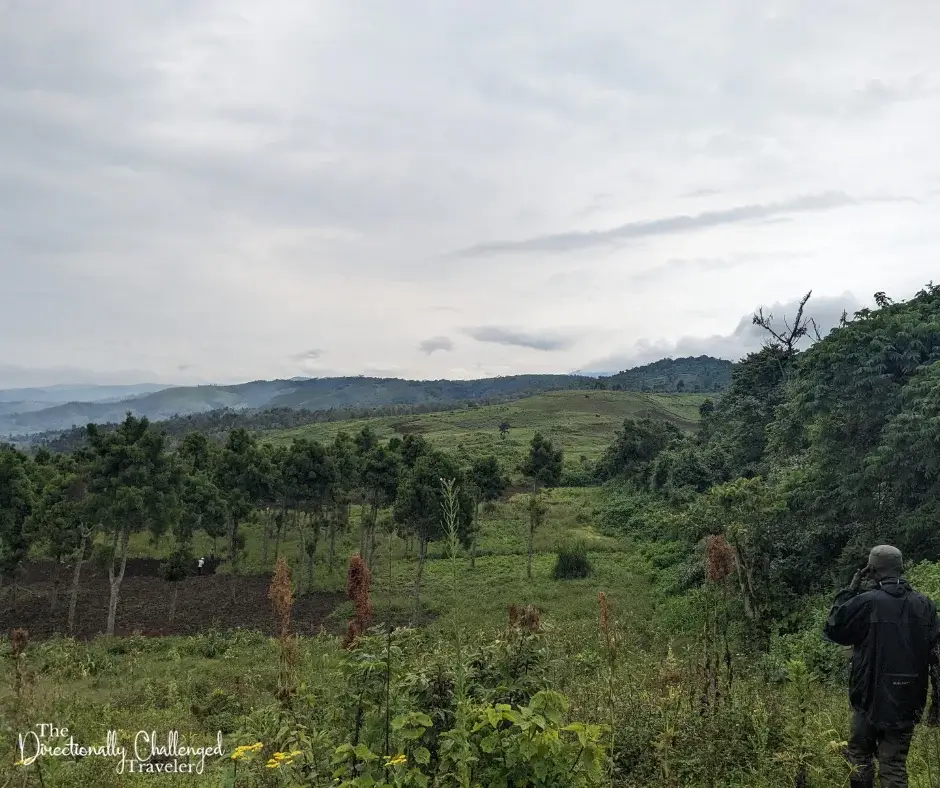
[1,375,597,437]
[3,361,727,439]
[266,390,705,477]
[604,355,734,392]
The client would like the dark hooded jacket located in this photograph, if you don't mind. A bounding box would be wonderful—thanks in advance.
[824,577,940,729]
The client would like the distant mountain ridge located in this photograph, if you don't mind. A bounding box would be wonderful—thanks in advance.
[0,357,732,439]
[0,382,172,404]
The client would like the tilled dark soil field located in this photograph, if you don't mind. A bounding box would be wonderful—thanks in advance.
[1,560,346,640]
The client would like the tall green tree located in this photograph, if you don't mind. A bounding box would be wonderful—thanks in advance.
[87,414,181,636]
[397,434,430,469]
[30,454,92,616]
[522,432,563,490]
[394,450,473,615]
[178,431,214,474]
[354,426,379,456]
[282,438,336,592]
[266,443,291,562]
[597,418,681,484]
[0,446,35,610]
[179,469,228,553]
[358,445,400,568]
[214,428,271,570]
[521,433,562,579]
[525,491,547,581]
[468,455,508,569]
[327,432,359,573]
[255,442,284,565]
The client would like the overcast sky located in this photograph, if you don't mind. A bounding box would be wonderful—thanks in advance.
[3,1,939,387]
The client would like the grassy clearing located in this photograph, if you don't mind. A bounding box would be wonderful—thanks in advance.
[265,391,705,474]
[124,487,618,592]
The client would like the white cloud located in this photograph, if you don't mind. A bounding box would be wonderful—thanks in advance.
[2,0,940,385]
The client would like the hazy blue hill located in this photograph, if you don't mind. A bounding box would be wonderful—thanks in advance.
[0,383,171,404]
[0,360,733,439]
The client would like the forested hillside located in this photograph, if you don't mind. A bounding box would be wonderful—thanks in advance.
[4,358,731,443]
[0,374,598,437]
[599,285,940,624]
[604,355,733,392]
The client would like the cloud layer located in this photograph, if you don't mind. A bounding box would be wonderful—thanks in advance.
[2,1,940,386]
[464,326,580,352]
[455,192,859,257]
[419,336,454,354]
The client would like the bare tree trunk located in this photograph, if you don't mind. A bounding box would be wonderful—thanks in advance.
[262,507,271,564]
[274,514,285,560]
[360,499,369,556]
[68,531,89,634]
[169,585,179,623]
[527,527,534,580]
[228,516,238,567]
[526,489,544,581]
[106,527,131,637]
[49,559,61,613]
[731,547,758,622]
[295,512,310,594]
[228,513,242,606]
[413,537,428,622]
[366,503,381,570]
[329,516,338,574]
[471,500,480,570]
[308,517,320,593]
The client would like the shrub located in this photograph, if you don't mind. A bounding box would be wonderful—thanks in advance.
[190,688,244,734]
[159,549,191,583]
[553,542,593,579]
[89,541,114,573]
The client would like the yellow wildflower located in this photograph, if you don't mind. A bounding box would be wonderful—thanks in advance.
[231,742,264,760]
[384,754,408,767]
[267,750,300,768]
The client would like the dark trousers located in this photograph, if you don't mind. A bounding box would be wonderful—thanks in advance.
[845,710,914,788]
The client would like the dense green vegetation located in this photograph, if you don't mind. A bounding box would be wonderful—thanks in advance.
[5,287,940,786]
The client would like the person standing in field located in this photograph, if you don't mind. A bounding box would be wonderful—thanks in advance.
[197,556,205,576]
[824,545,940,788]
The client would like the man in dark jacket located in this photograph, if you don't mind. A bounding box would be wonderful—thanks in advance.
[824,545,940,788]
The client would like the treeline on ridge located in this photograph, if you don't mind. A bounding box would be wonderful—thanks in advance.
[17,355,732,452]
